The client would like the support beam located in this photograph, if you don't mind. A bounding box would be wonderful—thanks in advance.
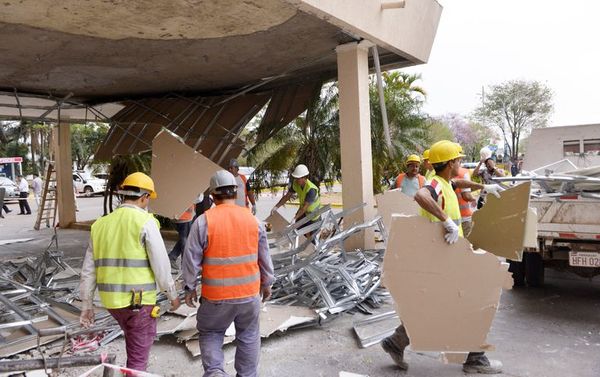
[336,41,377,249]
[51,118,76,228]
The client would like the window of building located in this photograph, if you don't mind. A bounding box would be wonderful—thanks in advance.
[583,139,600,155]
[563,140,580,156]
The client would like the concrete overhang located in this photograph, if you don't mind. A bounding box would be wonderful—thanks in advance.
[0,0,442,105]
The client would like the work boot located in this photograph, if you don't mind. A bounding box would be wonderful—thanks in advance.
[462,354,503,374]
[381,337,408,370]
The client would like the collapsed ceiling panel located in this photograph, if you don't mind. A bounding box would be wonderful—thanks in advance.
[94,93,269,163]
[150,130,222,219]
[383,215,511,353]
[467,182,531,261]
[374,188,419,231]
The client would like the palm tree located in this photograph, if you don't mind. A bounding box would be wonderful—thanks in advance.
[370,72,429,193]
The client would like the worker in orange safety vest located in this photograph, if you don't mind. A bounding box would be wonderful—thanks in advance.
[394,154,426,197]
[182,170,274,377]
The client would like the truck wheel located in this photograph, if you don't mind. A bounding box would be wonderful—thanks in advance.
[83,186,94,197]
[508,260,525,287]
[524,251,545,287]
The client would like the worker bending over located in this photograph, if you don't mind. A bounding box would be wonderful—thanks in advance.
[183,170,274,377]
[394,154,425,197]
[381,140,504,374]
[79,172,180,372]
[271,164,321,225]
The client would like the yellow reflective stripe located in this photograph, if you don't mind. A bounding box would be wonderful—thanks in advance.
[204,254,258,266]
[97,282,157,292]
[94,259,150,268]
[203,273,260,287]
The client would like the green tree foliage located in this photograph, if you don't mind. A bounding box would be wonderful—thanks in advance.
[370,72,428,193]
[475,80,553,160]
[71,122,109,170]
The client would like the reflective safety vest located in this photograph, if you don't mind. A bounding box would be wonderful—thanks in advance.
[292,179,321,221]
[202,204,260,300]
[454,167,474,220]
[395,173,425,193]
[91,207,159,309]
[425,169,435,181]
[420,175,464,237]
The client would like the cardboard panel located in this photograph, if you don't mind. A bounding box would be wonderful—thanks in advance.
[264,209,291,234]
[467,182,531,261]
[374,188,419,231]
[150,131,222,219]
[383,215,511,352]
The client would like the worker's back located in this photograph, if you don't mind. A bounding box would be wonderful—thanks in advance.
[202,203,260,300]
[91,206,158,308]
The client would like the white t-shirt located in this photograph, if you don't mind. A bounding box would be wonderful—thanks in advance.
[234,175,247,208]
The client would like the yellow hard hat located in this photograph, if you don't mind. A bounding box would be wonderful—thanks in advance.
[422,149,430,160]
[121,172,157,199]
[406,154,421,164]
[429,140,466,164]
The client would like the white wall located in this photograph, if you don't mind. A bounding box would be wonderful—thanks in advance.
[523,124,600,170]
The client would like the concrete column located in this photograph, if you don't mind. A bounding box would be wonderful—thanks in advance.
[51,118,76,228]
[336,41,376,249]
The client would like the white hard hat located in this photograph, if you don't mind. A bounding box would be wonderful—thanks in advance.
[291,164,309,178]
[209,170,238,194]
[480,147,492,161]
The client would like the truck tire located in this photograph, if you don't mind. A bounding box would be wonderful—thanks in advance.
[508,260,525,287]
[524,251,545,287]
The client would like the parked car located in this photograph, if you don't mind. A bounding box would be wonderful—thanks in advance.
[73,172,106,197]
[0,177,19,200]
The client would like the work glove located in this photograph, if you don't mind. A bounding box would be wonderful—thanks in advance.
[442,217,460,244]
[483,184,503,198]
[79,309,95,329]
[270,206,279,216]
[261,285,272,302]
[251,205,257,216]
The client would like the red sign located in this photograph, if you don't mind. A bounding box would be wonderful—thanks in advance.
[0,157,23,163]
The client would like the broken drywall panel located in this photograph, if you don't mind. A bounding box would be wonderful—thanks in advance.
[265,209,291,235]
[150,130,222,219]
[523,207,538,249]
[185,335,235,358]
[383,214,510,352]
[468,182,531,261]
[157,313,198,336]
[169,305,197,318]
[260,304,317,337]
[374,189,419,231]
[440,352,467,364]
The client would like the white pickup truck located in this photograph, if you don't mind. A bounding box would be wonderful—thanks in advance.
[72,171,106,197]
[514,194,600,286]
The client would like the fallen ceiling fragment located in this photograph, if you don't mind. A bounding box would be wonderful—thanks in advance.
[383,215,511,353]
[374,189,419,231]
[150,130,222,219]
[467,182,531,261]
[265,209,291,235]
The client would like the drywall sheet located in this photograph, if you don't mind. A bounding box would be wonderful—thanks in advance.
[383,215,511,352]
[374,189,419,230]
[265,209,291,234]
[150,130,222,219]
[440,352,467,364]
[467,182,531,261]
[523,207,538,249]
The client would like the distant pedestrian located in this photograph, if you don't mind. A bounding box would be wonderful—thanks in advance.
[16,175,31,215]
[32,173,43,209]
[228,159,257,215]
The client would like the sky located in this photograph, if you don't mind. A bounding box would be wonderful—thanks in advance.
[402,0,600,127]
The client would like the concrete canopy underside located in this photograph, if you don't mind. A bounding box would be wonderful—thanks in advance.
[0,0,441,104]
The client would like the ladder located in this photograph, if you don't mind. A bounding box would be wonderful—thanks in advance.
[34,163,57,230]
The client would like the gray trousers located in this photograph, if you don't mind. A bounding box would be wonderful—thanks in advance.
[197,296,261,377]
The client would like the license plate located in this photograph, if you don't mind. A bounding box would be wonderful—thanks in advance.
[569,252,600,267]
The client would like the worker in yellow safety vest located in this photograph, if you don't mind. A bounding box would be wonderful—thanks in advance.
[394,154,426,197]
[78,172,180,372]
[381,140,504,374]
[422,149,435,181]
[271,164,321,226]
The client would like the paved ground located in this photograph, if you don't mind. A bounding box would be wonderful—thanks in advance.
[1,195,599,376]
